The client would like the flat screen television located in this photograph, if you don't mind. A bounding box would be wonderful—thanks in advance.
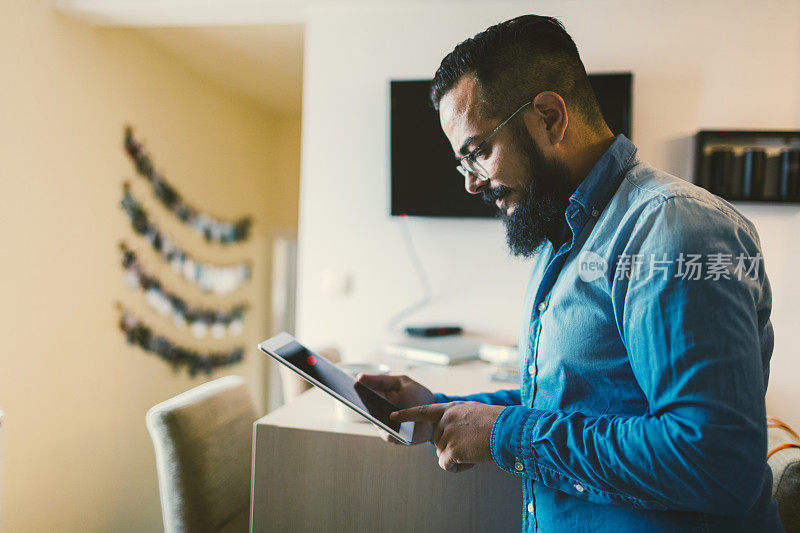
[390,73,632,217]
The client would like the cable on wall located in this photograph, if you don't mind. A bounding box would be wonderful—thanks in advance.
[385,214,433,333]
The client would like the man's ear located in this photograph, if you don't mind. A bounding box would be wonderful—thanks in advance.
[529,91,568,146]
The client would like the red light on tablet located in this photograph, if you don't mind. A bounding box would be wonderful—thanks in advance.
[307,355,317,366]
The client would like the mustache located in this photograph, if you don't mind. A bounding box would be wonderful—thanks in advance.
[482,185,512,204]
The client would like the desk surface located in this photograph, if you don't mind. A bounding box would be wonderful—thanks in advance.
[250,360,523,532]
[256,360,518,434]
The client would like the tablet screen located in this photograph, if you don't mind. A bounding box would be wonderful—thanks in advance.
[272,339,403,432]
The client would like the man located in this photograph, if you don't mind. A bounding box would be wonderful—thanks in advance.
[358,14,784,532]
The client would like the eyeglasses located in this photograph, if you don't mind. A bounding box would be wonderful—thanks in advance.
[456,101,532,182]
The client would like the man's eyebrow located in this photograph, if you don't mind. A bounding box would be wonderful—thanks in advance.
[456,135,479,159]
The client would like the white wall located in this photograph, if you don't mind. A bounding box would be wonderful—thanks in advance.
[297,0,800,428]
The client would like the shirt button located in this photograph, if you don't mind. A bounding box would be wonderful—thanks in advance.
[527,364,535,375]
[514,461,524,472]
[575,484,585,493]
[527,502,534,514]
[591,209,600,218]
[537,302,546,312]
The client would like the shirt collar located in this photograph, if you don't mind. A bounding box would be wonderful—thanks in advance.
[568,133,638,221]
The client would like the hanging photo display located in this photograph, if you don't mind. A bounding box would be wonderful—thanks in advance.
[124,126,252,244]
[121,182,251,296]
[117,304,244,377]
[120,243,247,339]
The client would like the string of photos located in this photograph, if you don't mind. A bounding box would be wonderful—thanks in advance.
[120,243,247,339]
[121,182,251,296]
[117,303,244,377]
[124,126,252,244]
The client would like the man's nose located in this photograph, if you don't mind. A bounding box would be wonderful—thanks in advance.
[464,172,488,195]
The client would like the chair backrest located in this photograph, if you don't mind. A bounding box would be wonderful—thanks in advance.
[146,376,258,533]
[767,417,800,532]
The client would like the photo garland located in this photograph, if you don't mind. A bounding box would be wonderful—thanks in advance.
[124,126,252,244]
[121,182,251,296]
[120,243,247,339]
[117,304,244,377]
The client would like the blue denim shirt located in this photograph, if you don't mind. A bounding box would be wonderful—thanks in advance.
[436,135,783,532]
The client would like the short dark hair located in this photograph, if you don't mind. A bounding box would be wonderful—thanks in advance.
[430,15,605,128]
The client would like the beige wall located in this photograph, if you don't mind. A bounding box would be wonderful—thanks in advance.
[0,1,300,531]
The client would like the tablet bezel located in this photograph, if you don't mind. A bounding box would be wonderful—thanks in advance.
[258,332,414,445]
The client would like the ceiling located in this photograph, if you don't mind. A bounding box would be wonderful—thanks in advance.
[134,24,304,116]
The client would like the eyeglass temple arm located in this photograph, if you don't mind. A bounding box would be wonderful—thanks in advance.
[468,101,532,159]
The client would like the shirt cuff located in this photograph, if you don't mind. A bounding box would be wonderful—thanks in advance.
[433,392,450,404]
[490,405,543,478]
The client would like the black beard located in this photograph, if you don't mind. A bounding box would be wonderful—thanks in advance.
[483,131,573,258]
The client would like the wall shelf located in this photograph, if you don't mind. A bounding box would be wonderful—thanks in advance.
[693,130,800,204]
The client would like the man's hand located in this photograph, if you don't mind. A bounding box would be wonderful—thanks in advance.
[391,401,504,473]
[356,373,437,444]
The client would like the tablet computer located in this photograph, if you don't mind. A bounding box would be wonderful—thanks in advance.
[258,332,415,445]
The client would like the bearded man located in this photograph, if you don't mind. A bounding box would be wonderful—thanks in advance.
[359,14,782,533]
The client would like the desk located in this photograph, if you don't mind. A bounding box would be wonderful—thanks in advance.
[250,360,522,532]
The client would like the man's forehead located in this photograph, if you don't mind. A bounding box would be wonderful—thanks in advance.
[438,75,490,155]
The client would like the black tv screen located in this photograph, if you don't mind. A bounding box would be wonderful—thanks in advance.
[390,73,632,217]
